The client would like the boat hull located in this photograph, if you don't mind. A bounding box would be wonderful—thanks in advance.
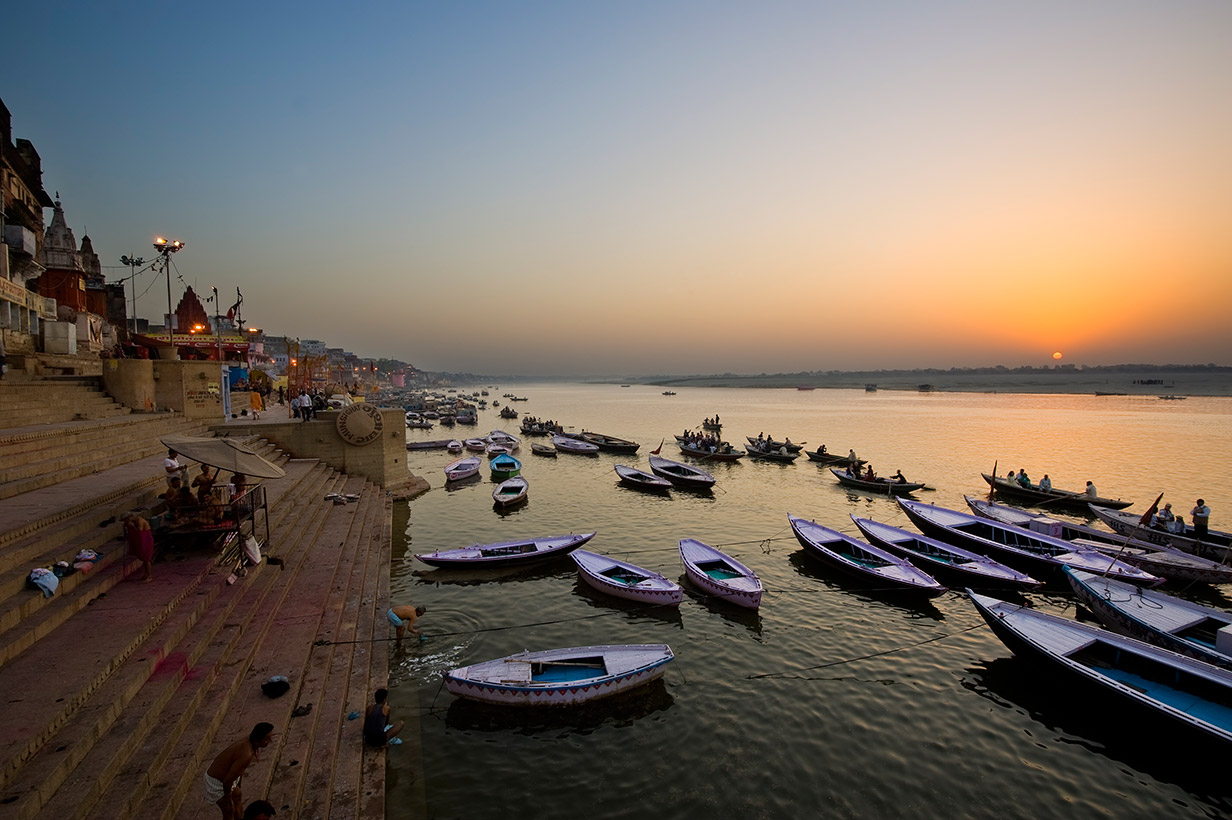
[415,531,595,568]
[572,549,683,605]
[830,468,923,494]
[981,473,1132,512]
[679,539,763,609]
[445,644,674,706]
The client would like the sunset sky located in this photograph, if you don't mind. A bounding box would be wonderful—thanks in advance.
[4,1,1230,376]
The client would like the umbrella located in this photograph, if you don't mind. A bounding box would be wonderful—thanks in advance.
[160,435,286,479]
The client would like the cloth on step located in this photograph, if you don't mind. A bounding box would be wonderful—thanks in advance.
[28,568,58,598]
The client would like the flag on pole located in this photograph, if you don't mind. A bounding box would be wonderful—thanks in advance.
[1138,492,1164,527]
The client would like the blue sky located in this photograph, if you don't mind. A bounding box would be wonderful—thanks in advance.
[5,1,1230,375]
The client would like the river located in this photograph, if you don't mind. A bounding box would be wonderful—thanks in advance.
[387,384,1232,820]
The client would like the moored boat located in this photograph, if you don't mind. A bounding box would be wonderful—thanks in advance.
[571,549,684,605]
[968,590,1232,746]
[1090,505,1232,560]
[446,439,463,453]
[553,434,600,455]
[745,444,800,463]
[896,498,1161,585]
[492,476,529,508]
[578,431,640,454]
[647,455,716,489]
[614,465,672,492]
[444,456,481,482]
[1065,568,1232,669]
[678,538,763,609]
[530,443,557,457]
[787,515,946,596]
[851,516,1041,589]
[464,437,488,453]
[415,531,595,567]
[490,453,522,480]
[444,643,674,706]
[830,467,924,494]
[981,472,1132,512]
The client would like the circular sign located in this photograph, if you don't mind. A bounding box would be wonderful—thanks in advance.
[336,403,384,446]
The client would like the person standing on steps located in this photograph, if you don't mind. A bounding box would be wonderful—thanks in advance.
[205,722,275,820]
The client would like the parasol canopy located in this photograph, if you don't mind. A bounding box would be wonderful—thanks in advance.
[159,435,286,479]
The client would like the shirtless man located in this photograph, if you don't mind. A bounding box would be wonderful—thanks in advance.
[205,723,275,820]
[388,604,426,650]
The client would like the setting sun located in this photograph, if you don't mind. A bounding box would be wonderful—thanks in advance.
[1053,352,1064,360]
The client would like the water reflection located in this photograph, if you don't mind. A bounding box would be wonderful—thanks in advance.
[679,581,764,637]
[412,558,576,587]
[443,678,675,735]
[962,657,1232,815]
[571,579,686,627]
[785,550,946,620]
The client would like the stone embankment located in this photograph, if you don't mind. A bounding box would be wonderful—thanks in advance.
[0,373,393,819]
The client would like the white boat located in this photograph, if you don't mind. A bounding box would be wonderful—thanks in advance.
[445,644,674,706]
[678,539,763,609]
[492,476,529,508]
[553,434,600,455]
[487,430,522,450]
[571,549,683,605]
[788,515,947,597]
[464,438,488,452]
[969,590,1232,746]
[415,531,596,567]
[647,455,715,489]
[446,439,463,453]
[443,456,481,482]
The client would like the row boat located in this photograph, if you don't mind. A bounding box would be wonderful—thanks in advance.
[966,497,1232,585]
[678,442,744,461]
[445,644,674,706]
[744,445,800,463]
[981,472,1132,512]
[852,516,1041,590]
[679,539,763,609]
[577,431,640,454]
[414,531,595,567]
[613,465,672,492]
[969,590,1232,746]
[1065,568,1232,669]
[1089,505,1232,559]
[444,456,481,482]
[830,468,924,495]
[897,498,1161,585]
[804,450,865,466]
[788,515,947,597]
[553,434,599,455]
[745,436,804,453]
[571,549,683,605]
[530,443,557,457]
[490,453,521,480]
[492,476,528,508]
[647,455,715,489]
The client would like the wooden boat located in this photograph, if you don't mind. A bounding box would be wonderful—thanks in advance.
[830,467,924,494]
[490,453,522,480]
[968,590,1232,745]
[444,643,674,707]
[851,516,1041,590]
[647,455,716,490]
[1065,568,1232,669]
[443,456,481,482]
[406,420,433,430]
[530,443,557,457]
[487,431,521,450]
[578,431,640,454]
[446,439,463,453]
[966,497,1232,585]
[745,436,804,453]
[485,442,512,459]
[415,531,595,567]
[520,420,562,436]
[571,549,683,605]
[678,442,744,461]
[492,476,529,507]
[787,515,946,596]
[980,472,1132,512]
[701,420,722,431]
[678,538,763,609]
[614,465,672,492]
[896,498,1162,585]
[744,445,800,463]
[804,449,865,466]
[1090,505,1232,559]
[552,434,599,455]
[499,406,519,419]
[464,438,488,453]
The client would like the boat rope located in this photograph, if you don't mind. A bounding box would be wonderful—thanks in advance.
[745,622,984,680]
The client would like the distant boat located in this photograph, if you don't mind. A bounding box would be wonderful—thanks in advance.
[648,455,716,490]
[577,431,640,454]
[446,439,463,453]
[530,442,557,457]
[980,472,1132,512]
[444,456,481,482]
[553,434,600,455]
[445,644,674,707]
[865,384,877,392]
[830,467,923,495]
[614,465,672,493]
[662,391,677,396]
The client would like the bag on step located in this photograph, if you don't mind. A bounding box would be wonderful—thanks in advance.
[243,536,263,566]
[261,675,290,698]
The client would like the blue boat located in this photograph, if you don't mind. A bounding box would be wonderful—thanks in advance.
[490,453,522,480]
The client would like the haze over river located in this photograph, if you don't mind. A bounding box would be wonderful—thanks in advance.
[387,384,1232,820]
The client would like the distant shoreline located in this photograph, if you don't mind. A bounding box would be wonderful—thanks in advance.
[589,368,1232,397]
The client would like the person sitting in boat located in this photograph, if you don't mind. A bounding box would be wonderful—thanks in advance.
[1085,481,1098,497]
[1153,503,1175,529]
[893,469,907,484]
[1005,469,1017,483]
[1169,514,1185,534]
[862,465,877,481]
[1039,474,1052,491]
[816,444,827,456]
[1016,469,1031,487]
[845,463,857,478]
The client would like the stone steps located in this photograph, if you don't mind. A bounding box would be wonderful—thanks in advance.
[0,379,128,425]
[0,459,336,819]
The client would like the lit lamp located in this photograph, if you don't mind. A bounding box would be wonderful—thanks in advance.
[119,255,145,335]
[153,237,185,356]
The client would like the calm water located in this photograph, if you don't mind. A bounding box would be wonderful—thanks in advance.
[387,385,1232,820]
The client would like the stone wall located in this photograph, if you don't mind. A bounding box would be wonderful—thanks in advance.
[102,358,224,418]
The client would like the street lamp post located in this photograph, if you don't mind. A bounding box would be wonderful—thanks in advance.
[153,237,184,355]
[119,254,145,335]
